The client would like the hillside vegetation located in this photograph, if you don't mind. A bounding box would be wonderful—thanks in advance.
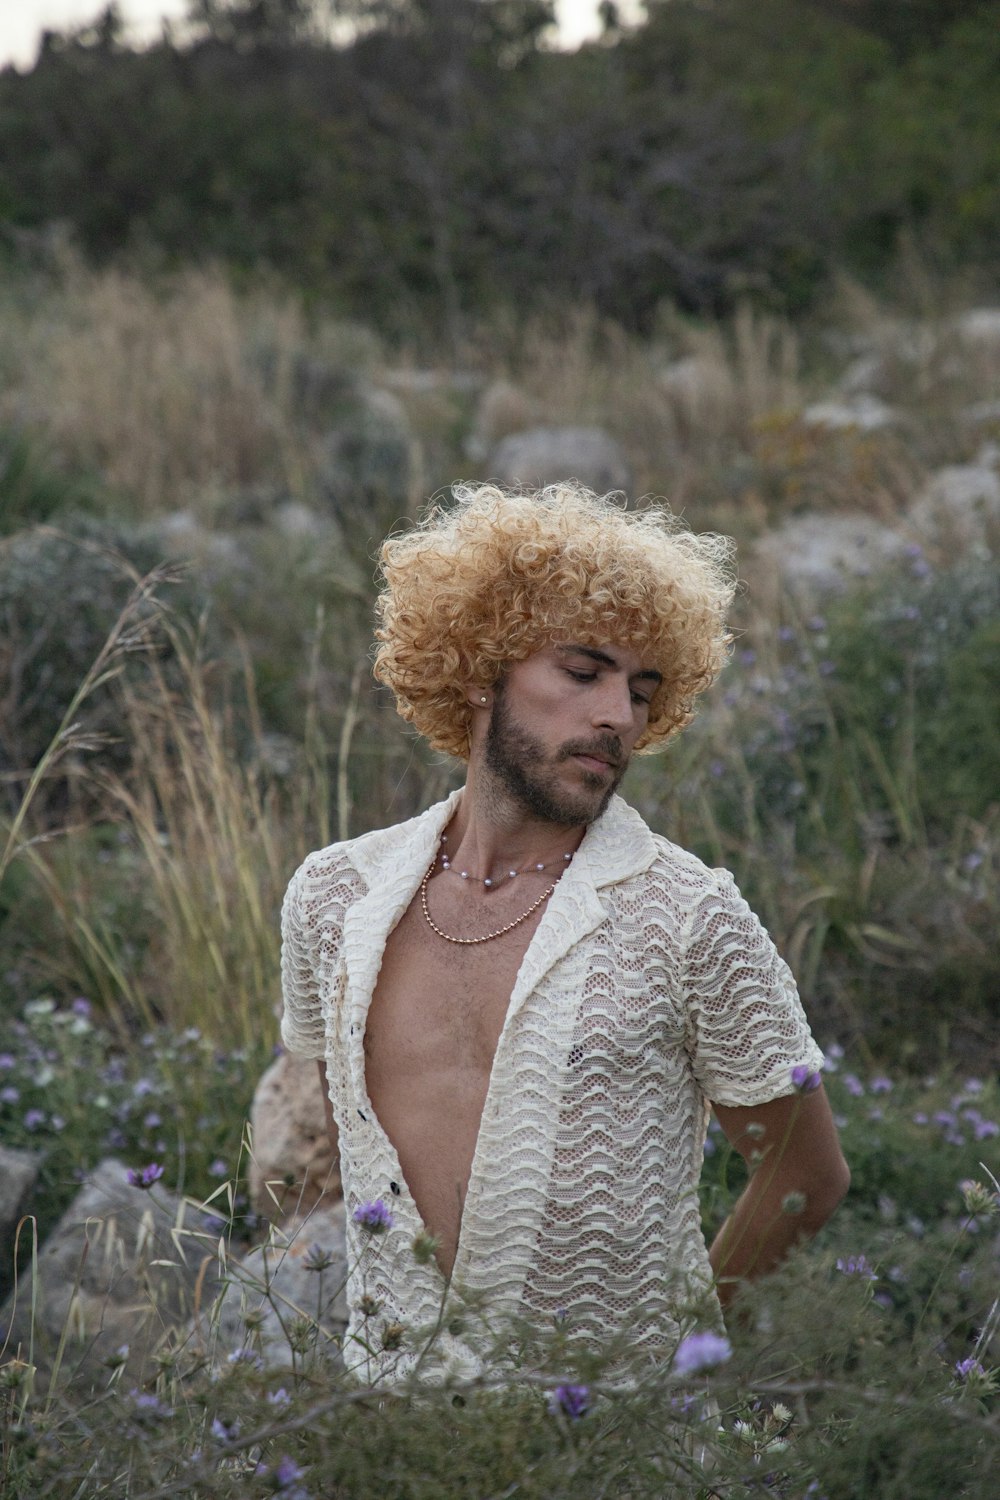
[1,0,998,334]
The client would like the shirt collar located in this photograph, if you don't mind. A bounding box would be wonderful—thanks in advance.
[346,788,656,891]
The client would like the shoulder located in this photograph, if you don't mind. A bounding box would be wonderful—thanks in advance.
[288,795,455,899]
[632,828,736,913]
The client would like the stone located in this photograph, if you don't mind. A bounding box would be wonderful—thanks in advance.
[212,1202,348,1370]
[837,352,890,398]
[466,380,536,462]
[248,1052,341,1221]
[273,500,333,539]
[961,401,1000,429]
[317,384,415,513]
[801,395,897,432]
[488,426,630,494]
[0,1159,223,1390]
[908,463,1000,548]
[754,514,910,599]
[954,308,1000,350]
[0,1144,42,1299]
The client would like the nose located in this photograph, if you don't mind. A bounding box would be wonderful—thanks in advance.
[590,675,636,738]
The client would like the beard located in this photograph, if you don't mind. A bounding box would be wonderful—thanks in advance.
[483,684,627,828]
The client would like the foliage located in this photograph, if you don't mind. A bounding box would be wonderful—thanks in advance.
[0,1000,265,1279]
[1,1,998,329]
[0,520,171,799]
[1,1030,999,1496]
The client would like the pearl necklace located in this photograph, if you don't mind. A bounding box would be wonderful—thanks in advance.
[420,836,573,945]
[438,833,573,889]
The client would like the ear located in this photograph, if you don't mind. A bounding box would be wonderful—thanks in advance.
[464,686,491,710]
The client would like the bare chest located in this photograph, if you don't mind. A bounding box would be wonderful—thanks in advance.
[366,889,543,1083]
[362,879,549,1273]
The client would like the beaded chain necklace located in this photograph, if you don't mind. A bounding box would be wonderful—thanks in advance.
[420,834,575,946]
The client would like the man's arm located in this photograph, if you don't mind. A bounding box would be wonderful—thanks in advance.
[708,1083,849,1308]
[317,1060,339,1155]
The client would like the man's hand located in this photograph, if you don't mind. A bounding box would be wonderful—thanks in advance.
[708,1082,849,1307]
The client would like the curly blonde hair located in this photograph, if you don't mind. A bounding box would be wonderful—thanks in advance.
[374,482,736,759]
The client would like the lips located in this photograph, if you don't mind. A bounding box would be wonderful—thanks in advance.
[572,751,618,774]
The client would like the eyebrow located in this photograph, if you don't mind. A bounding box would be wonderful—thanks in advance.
[558,644,663,685]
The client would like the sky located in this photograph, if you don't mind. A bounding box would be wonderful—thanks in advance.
[0,0,619,69]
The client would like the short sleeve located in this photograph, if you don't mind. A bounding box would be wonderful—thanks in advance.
[681,868,824,1107]
[279,859,328,1060]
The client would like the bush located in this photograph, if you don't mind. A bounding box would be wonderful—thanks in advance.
[0,519,171,799]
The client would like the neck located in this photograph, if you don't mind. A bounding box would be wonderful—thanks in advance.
[444,766,587,879]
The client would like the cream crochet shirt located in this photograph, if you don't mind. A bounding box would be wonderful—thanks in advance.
[280,792,824,1383]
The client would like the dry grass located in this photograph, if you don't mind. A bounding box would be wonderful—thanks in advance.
[0,259,378,519]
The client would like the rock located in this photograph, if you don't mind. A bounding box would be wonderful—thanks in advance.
[248,1052,341,1221]
[0,1144,42,1298]
[908,463,1000,548]
[466,380,536,462]
[383,368,482,396]
[961,400,1000,429]
[801,395,897,432]
[488,426,630,494]
[953,308,1000,350]
[837,353,890,398]
[317,385,415,514]
[754,514,910,599]
[212,1202,347,1370]
[0,1159,223,1390]
[273,500,334,540]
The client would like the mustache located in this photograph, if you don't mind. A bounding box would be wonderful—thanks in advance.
[558,735,624,768]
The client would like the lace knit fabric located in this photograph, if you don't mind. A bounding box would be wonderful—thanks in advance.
[280,792,824,1383]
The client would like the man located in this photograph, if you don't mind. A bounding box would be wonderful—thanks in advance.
[280,481,849,1384]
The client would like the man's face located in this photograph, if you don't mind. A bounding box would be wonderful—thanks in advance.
[483,642,660,827]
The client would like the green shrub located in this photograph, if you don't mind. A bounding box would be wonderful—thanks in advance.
[0,519,170,798]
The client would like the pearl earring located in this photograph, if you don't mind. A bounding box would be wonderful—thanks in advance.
[480,695,488,704]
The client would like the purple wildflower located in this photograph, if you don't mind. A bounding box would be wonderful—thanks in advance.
[71,997,92,1017]
[791,1065,822,1093]
[302,1243,337,1271]
[267,1387,292,1407]
[869,1076,893,1094]
[208,1158,229,1178]
[0,1054,15,1070]
[0,1086,20,1104]
[673,1331,732,1375]
[954,1357,985,1382]
[24,1108,45,1130]
[352,1199,394,1233]
[835,1255,878,1281]
[128,1390,173,1418]
[975,1120,999,1140]
[275,1456,307,1488]
[548,1383,590,1420]
[227,1348,263,1369]
[126,1163,164,1190]
[843,1074,864,1097]
[210,1415,241,1442]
